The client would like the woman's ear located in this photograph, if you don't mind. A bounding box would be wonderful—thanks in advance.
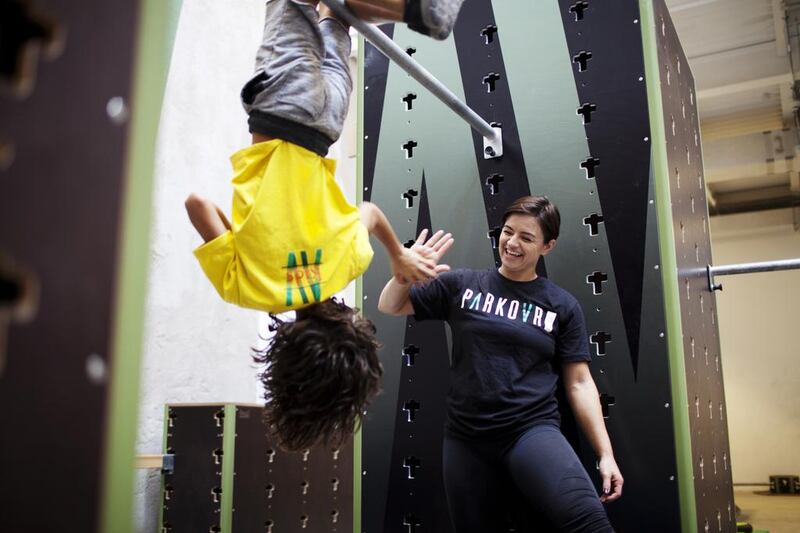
[541,239,557,256]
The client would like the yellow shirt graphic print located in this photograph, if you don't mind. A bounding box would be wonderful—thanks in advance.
[194,139,374,313]
[285,248,323,307]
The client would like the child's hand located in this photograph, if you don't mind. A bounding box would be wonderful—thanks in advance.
[391,246,437,284]
[393,229,454,284]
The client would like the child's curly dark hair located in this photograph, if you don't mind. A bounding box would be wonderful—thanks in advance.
[253,298,383,451]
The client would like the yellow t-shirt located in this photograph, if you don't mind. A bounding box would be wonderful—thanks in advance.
[194,140,374,313]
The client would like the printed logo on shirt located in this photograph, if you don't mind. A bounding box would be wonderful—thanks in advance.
[285,249,323,306]
[460,288,557,332]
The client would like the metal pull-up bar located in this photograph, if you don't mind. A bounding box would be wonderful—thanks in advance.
[707,258,800,291]
[319,0,503,159]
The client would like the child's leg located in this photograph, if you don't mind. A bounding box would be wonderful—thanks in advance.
[244,1,338,152]
[344,0,404,22]
[185,193,231,243]
[345,0,465,40]
[316,11,354,142]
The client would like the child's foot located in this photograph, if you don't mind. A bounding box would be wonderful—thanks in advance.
[406,0,465,40]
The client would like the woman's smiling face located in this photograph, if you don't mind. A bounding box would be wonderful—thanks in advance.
[498,214,556,281]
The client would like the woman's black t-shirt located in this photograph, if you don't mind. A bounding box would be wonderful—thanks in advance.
[409,268,591,440]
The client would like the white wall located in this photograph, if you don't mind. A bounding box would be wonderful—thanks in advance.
[710,208,800,483]
[134,2,359,530]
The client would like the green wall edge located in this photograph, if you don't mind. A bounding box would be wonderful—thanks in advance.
[353,33,366,533]
[221,405,238,533]
[639,2,698,532]
[157,405,171,533]
[99,1,182,532]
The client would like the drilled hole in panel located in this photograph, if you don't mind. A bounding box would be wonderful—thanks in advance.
[569,1,589,21]
[590,331,612,356]
[580,156,600,179]
[600,393,616,418]
[485,173,504,195]
[402,92,417,111]
[402,344,419,366]
[586,271,608,295]
[402,140,418,158]
[573,50,593,72]
[482,72,501,92]
[403,399,420,422]
[487,226,502,249]
[403,455,421,479]
[481,24,498,44]
[402,188,419,208]
[403,513,422,532]
[0,0,64,98]
[583,213,604,236]
[577,102,597,124]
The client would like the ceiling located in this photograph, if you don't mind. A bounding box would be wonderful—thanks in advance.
[665,0,800,217]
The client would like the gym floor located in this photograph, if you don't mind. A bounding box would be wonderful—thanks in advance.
[734,488,800,533]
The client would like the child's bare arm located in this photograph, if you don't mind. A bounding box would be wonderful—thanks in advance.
[185,193,230,242]
[359,202,436,283]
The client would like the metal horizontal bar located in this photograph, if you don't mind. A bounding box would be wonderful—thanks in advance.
[319,0,498,141]
[709,258,800,277]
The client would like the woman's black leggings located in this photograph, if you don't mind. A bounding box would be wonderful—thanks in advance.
[443,424,614,533]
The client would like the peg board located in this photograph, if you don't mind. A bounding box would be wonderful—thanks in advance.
[161,404,354,533]
[648,0,735,531]
[0,1,176,531]
[359,0,733,531]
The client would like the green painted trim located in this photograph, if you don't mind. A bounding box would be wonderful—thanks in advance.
[353,33,366,533]
[220,405,237,533]
[157,405,171,533]
[100,1,182,532]
[639,2,697,533]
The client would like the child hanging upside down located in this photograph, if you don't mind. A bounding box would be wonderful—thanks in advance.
[184,0,461,450]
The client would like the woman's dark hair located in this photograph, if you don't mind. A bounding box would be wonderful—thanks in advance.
[253,298,383,451]
[502,195,561,242]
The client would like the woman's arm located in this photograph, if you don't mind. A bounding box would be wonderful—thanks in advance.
[562,361,624,503]
[378,277,415,315]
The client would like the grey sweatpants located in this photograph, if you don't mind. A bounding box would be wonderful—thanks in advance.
[242,0,353,144]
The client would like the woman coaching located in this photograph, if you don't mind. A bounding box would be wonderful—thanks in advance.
[378,195,623,533]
